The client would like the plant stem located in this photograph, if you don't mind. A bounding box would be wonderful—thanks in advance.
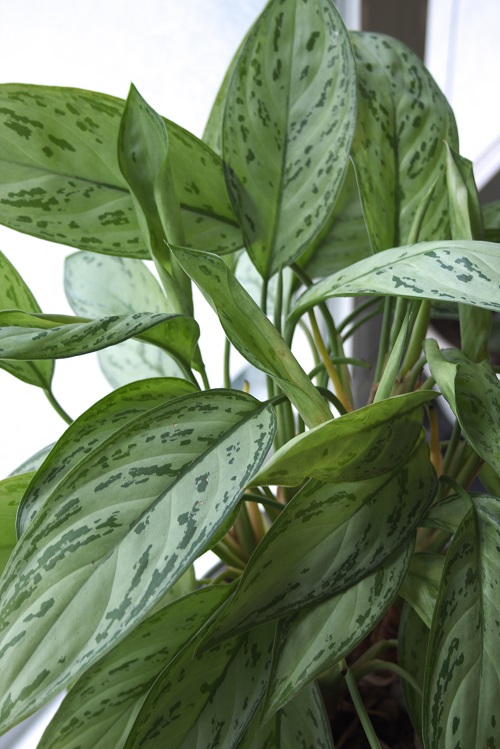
[353,659,423,697]
[308,310,353,412]
[44,389,73,425]
[339,659,382,749]
[212,540,246,570]
[373,297,393,383]
[337,296,381,334]
[223,338,231,389]
[244,492,284,512]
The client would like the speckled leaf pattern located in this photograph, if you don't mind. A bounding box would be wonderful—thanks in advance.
[206,437,436,645]
[264,541,413,718]
[0,250,53,389]
[0,309,199,377]
[223,0,357,278]
[349,33,458,252]
[0,389,275,731]
[37,586,231,749]
[174,246,331,428]
[425,340,500,474]
[236,682,333,749]
[423,493,470,535]
[398,602,429,740]
[0,473,34,576]
[293,240,500,319]
[124,622,275,749]
[423,495,500,749]
[65,251,185,385]
[254,390,437,486]
[399,553,444,629]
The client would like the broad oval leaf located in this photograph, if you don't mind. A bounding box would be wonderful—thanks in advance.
[0,473,34,576]
[0,388,275,732]
[263,540,413,718]
[349,32,458,252]
[398,552,444,629]
[423,494,500,748]
[293,240,500,319]
[206,437,436,645]
[38,585,231,749]
[254,390,437,486]
[124,622,275,749]
[223,0,357,278]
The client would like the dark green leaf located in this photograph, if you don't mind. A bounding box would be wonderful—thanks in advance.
[423,493,470,535]
[398,602,429,741]
[223,0,357,278]
[399,552,444,628]
[0,473,34,576]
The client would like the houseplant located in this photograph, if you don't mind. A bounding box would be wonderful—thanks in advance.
[0,0,499,746]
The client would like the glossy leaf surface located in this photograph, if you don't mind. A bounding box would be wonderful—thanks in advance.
[423,495,500,748]
[264,541,412,717]
[349,33,457,252]
[38,586,231,749]
[0,473,34,576]
[254,390,437,486]
[0,389,275,731]
[399,552,444,628]
[293,240,500,318]
[223,0,357,278]
[207,438,436,644]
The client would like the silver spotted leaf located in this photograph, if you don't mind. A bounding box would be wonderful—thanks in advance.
[423,494,500,748]
[398,602,429,741]
[206,437,436,645]
[222,0,357,278]
[399,552,444,629]
[0,388,275,732]
[37,586,231,749]
[0,473,34,576]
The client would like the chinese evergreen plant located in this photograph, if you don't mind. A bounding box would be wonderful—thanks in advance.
[0,1,499,747]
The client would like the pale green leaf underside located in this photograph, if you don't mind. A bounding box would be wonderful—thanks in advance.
[0,389,275,731]
[293,240,500,319]
[399,552,444,629]
[423,495,500,749]
[223,0,357,278]
[0,473,34,576]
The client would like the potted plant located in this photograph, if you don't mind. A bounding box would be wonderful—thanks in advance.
[0,1,499,747]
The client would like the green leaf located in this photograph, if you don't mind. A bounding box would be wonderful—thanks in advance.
[423,494,500,748]
[399,552,444,628]
[264,540,413,718]
[223,0,357,278]
[38,586,231,749]
[237,682,333,749]
[0,473,34,576]
[0,388,275,731]
[124,622,275,749]
[206,437,436,645]
[0,309,199,378]
[425,340,500,474]
[9,444,55,478]
[398,602,429,741]
[0,250,53,389]
[423,493,470,535]
[254,390,437,486]
[349,32,458,252]
[293,240,500,319]
[173,246,331,428]
[483,200,500,243]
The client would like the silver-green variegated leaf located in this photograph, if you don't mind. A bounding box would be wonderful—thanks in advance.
[399,553,444,629]
[0,473,34,576]
[37,586,231,749]
[223,0,357,278]
[293,240,500,319]
[206,437,436,645]
[423,494,500,749]
[0,250,53,389]
[349,32,458,252]
[263,540,413,719]
[9,443,55,478]
[254,390,437,486]
[237,682,333,749]
[0,388,275,732]
[123,622,275,749]
[398,602,429,741]
[173,246,331,428]
[425,340,500,474]
[423,493,470,535]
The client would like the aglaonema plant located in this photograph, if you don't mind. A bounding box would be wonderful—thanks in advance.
[0,1,499,747]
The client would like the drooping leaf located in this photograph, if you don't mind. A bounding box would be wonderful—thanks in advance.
[425,340,500,474]
[38,586,231,749]
[173,246,332,428]
[399,552,444,628]
[237,682,333,749]
[263,540,413,718]
[0,473,34,575]
[398,602,429,741]
[349,32,458,252]
[423,494,500,748]
[254,390,437,486]
[293,240,500,320]
[0,250,53,389]
[423,493,470,535]
[222,0,357,278]
[123,622,275,749]
[0,388,275,732]
[206,437,436,645]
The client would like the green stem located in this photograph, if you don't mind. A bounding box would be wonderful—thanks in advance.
[274,268,283,335]
[340,659,382,749]
[308,310,352,412]
[212,541,246,570]
[399,299,431,378]
[338,296,382,333]
[223,338,231,390]
[442,422,462,475]
[374,297,393,383]
[44,389,73,425]
[341,306,384,343]
[353,659,423,697]
[243,493,284,512]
